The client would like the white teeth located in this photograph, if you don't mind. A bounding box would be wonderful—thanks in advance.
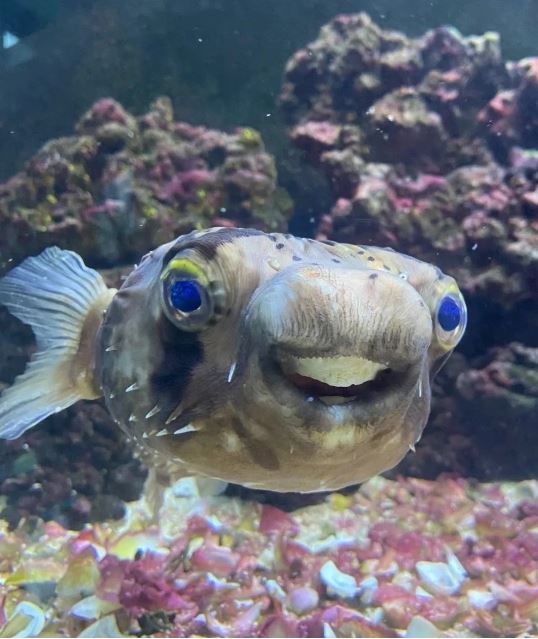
[282,355,387,387]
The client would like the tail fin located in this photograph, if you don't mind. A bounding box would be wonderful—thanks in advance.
[0,248,115,440]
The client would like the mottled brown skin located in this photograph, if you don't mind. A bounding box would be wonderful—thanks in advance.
[96,227,465,492]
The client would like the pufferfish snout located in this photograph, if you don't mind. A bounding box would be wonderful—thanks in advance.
[234,263,435,469]
[0,227,466,494]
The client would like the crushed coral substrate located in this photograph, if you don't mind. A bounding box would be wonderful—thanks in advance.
[1,475,538,638]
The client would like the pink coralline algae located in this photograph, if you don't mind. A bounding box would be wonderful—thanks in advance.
[2,475,538,637]
[280,13,536,307]
[98,554,195,618]
[0,96,291,270]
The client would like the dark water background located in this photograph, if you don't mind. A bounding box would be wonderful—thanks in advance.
[1,0,538,182]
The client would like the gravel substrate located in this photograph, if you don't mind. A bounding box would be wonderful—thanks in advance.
[1,474,537,637]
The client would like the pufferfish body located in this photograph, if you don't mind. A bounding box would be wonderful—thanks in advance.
[0,227,466,492]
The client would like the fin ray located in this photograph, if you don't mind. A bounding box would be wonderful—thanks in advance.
[0,247,113,439]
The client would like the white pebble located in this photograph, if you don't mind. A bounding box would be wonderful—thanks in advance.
[359,576,378,605]
[416,558,466,596]
[468,589,498,610]
[264,579,286,602]
[319,560,358,598]
[285,586,319,614]
[405,615,440,638]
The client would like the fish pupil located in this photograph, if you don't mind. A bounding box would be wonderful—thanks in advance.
[438,296,460,331]
[170,280,202,313]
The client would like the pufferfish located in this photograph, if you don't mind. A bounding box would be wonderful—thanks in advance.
[0,227,467,493]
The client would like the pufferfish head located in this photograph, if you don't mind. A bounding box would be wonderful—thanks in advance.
[99,227,466,491]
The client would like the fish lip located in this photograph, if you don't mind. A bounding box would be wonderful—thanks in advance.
[258,346,415,416]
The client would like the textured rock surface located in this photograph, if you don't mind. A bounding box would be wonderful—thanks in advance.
[0,96,290,270]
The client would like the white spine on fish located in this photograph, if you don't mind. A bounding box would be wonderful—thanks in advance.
[0,247,114,439]
[227,361,236,383]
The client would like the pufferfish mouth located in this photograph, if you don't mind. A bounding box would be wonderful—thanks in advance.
[278,353,392,405]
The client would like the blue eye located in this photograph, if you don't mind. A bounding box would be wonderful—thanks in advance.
[437,296,461,331]
[169,280,202,313]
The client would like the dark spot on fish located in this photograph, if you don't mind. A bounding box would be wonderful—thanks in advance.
[151,315,203,409]
[383,264,391,270]
[307,238,315,243]
[367,256,375,262]
[285,233,293,240]
[357,249,365,255]
[292,255,302,261]
[276,243,285,250]
[163,227,265,263]
[332,258,341,263]
[434,266,443,279]
[269,235,277,242]
[231,417,280,471]
[322,240,336,246]
[369,273,378,280]
[370,426,391,444]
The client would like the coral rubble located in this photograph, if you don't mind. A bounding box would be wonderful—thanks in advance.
[0,97,290,270]
[1,476,538,637]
